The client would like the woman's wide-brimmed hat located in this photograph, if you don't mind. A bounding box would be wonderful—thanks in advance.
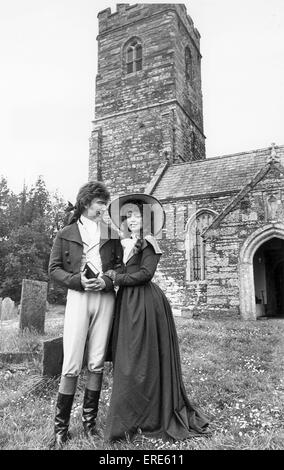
[108,193,165,237]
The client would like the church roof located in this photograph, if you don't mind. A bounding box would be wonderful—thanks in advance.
[152,145,284,200]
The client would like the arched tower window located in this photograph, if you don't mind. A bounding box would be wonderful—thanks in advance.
[185,210,217,281]
[185,46,193,85]
[126,39,143,74]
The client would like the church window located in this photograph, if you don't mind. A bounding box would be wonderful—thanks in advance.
[126,40,142,74]
[185,46,193,85]
[186,210,216,281]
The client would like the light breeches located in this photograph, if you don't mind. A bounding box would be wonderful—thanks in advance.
[62,289,115,377]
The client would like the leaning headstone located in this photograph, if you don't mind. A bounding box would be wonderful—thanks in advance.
[42,336,63,377]
[19,279,47,334]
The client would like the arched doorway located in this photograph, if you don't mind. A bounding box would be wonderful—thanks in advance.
[239,224,284,320]
[274,261,284,317]
[253,238,284,318]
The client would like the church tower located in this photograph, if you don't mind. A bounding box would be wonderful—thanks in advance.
[89,3,205,194]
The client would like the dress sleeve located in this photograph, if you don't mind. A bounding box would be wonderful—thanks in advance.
[101,239,124,291]
[114,244,161,287]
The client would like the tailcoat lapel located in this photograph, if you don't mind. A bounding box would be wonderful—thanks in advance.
[61,223,83,245]
[61,220,118,252]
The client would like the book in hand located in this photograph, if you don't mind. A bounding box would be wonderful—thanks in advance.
[83,261,100,279]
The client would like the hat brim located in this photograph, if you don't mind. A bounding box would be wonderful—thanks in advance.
[108,193,165,237]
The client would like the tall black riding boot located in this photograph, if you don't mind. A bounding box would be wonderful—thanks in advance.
[54,392,74,449]
[82,388,101,438]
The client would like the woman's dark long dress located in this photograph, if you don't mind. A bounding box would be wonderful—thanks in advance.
[104,240,209,442]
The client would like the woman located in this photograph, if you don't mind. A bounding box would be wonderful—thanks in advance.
[103,193,209,442]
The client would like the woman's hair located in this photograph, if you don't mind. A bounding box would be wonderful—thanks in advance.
[66,181,110,225]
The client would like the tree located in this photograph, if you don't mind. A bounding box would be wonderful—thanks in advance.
[0,224,49,301]
[0,176,19,238]
[0,176,68,303]
[19,176,51,224]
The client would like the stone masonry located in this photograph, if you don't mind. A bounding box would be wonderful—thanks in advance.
[152,145,284,318]
[89,4,205,195]
[19,279,47,333]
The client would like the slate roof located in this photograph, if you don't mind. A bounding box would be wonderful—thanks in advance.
[152,145,284,200]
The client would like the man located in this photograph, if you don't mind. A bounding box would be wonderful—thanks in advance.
[48,181,122,449]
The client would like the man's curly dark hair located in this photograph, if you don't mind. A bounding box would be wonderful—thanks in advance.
[67,181,110,225]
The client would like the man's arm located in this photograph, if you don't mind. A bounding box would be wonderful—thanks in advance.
[48,232,83,291]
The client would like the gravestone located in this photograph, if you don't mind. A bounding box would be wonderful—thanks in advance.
[42,336,63,377]
[1,297,17,320]
[19,279,47,334]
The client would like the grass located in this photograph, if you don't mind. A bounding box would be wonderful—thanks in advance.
[0,308,283,450]
[0,304,65,353]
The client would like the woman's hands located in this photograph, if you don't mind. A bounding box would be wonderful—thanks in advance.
[80,270,106,291]
[104,269,117,282]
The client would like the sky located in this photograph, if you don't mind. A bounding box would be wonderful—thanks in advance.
[0,0,283,203]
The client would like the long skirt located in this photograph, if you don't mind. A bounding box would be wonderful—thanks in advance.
[104,281,209,441]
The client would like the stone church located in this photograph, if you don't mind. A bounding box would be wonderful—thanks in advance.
[88,3,284,320]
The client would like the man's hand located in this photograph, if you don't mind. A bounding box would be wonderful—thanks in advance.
[92,276,106,291]
[81,271,106,291]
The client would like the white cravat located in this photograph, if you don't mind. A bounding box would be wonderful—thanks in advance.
[121,235,139,264]
[79,215,100,245]
[78,215,102,273]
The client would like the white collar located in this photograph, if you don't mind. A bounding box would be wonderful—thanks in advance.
[121,237,137,248]
[80,215,99,230]
[121,237,137,263]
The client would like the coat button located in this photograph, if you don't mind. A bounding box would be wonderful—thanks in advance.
[65,251,69,255]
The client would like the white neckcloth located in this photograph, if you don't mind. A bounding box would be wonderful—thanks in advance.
[121,236,139,264]
[78,215,102,273]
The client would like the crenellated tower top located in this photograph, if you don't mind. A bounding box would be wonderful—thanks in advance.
[97,3,201,52]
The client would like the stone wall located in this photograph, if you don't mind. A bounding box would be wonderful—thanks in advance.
[90,108,175,194]
[204,165,284,316]
[150,163,284,317]
[154,195,232,315]
[89,3,204,192]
